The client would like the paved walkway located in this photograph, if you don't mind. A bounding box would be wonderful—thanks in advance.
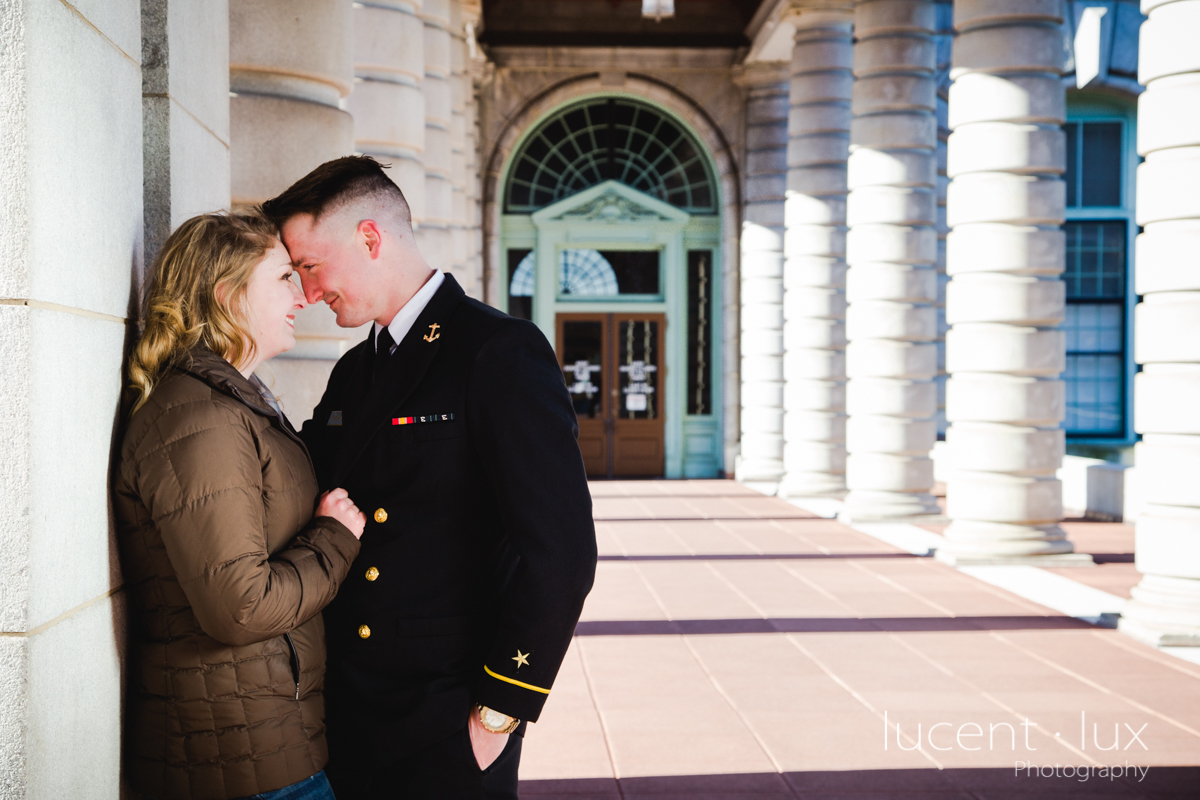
[518,481,1200,798]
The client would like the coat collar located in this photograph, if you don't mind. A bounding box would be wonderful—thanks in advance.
[331,273,466,485]
[180,343,279,420]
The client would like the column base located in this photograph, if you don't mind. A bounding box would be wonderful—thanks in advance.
[778,471,847,501]
[935,551,1095,567]
[1118,575,1200,646]
[935,520,1091,564]
[734,455,785,485]
[838,490,941,523]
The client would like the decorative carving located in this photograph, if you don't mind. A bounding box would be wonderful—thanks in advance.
[556,189,672,223]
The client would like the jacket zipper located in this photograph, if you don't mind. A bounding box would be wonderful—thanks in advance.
[284,632,301,700]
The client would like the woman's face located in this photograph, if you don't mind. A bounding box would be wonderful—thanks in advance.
[240,241,306,371]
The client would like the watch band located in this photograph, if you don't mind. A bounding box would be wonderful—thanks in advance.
[477,704,520,734]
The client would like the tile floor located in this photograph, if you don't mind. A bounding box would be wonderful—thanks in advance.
[518,481,1200,798]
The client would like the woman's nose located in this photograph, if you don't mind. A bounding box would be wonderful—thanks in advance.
[291,279,308,308]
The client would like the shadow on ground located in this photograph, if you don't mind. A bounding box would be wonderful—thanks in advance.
[520,766,1200,798]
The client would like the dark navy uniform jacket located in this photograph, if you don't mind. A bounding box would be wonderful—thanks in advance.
[300,273,597,763]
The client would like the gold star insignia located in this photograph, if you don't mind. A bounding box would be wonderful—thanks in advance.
[512,650,530,669]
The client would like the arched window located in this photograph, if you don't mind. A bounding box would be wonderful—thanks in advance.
[505,98,717,215]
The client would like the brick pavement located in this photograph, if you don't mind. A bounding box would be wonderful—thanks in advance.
[517,481,1200,798]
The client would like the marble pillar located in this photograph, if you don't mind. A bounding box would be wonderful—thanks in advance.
[937,0,1085,564]
[841,0,941,520]
[779,7,853,500]
[737,70,790,484]
[1119,0,1200,644]
[230,0,359,422]
[349,0,427,232]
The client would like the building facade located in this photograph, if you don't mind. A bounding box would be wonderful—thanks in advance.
[1,0,1198,795]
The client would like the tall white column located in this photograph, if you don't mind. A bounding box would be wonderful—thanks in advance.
[934,0,953,437]
[779,7,853,499]
[229,0,353,206]
[937,0,1084,564]
[349,0,427,233]
[841,0,940,520]
[420,0,454,270]
[737,71,790,484]
[1119,0,1200,645]
[230,0,359,422]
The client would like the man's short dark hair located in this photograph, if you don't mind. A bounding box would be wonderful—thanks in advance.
[261,155,411,231]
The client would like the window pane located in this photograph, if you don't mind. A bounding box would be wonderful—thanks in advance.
[1064,122,1078,208]
[1081,122,1122,207]
[1065,354,1123,435]
[562,321,604,418]
[504,97,717,214]
[687,250,713,415]
[507,249,533,320]
[617,320,659,420]
[559,249,660,297]
[1064,221,1125,300]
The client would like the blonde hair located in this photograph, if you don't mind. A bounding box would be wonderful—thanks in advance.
[128,211,280,414]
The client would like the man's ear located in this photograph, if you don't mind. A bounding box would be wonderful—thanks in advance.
[359,219,383,260]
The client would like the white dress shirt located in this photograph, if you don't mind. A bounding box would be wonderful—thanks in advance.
[373,269,445,354]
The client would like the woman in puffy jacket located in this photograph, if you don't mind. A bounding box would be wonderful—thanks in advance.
[115,212,365,800]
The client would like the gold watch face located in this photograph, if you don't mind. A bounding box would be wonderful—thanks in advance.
[481,707,510,730]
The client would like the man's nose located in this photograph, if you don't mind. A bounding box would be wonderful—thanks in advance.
[298,273,323,304]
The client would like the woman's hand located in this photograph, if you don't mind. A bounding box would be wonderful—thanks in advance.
[316,488,366,539]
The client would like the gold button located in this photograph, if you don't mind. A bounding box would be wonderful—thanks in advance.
[365,566,380,582]
[374,508,388,523]
[358,624,371,639]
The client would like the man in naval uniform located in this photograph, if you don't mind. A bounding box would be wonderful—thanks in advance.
[263,156,597,799]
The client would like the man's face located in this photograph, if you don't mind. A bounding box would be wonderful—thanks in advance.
[281,213,376,328]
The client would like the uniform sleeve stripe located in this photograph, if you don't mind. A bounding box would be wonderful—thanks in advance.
[483,665,551,694]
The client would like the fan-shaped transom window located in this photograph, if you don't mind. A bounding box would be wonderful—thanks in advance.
[505,98,717,215]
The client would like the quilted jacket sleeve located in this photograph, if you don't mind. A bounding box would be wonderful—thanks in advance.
[132,399,361,647]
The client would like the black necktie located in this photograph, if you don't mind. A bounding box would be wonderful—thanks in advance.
[373,327,396,385]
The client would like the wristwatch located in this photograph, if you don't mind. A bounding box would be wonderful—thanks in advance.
[477,704,520,734]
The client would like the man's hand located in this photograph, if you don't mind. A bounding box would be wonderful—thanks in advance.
[467,706,509,770]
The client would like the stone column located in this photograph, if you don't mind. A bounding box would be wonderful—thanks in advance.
[447,11,478,296]
[937,0,1085,564]
[934,0,953,438]
[1119,0,1200,644]
[143,0,232,264]
[779,7,853,500]
[840,0,940,520]
[2,0,224,793]
[349,0,427,231]
[737,68,791,485]
[420,0,455,270]
[230,0,358,422]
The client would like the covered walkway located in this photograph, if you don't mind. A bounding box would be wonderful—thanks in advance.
[518,481,1200,798]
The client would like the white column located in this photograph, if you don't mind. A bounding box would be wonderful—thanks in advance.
[779,8,853,499]
[229,0,354,206]
[737,71,790,485]
[1119,0,1200,645]
[841,0,940,520]
[937,0,1085,564]
[447,11,478,296]
[230,0,359,422]
[349,0,427,233]
[420,0,454,270]
[934,0,953,438]
[143,1,232,262]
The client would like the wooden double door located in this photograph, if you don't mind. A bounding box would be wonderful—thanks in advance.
[557,313,666,478]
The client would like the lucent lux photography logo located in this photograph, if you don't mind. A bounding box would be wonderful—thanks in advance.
[883,712,1151,782]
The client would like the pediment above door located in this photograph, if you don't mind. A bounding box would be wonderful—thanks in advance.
[532,180,691,228]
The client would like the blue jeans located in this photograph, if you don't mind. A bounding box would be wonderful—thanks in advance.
[242,771,337,800]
